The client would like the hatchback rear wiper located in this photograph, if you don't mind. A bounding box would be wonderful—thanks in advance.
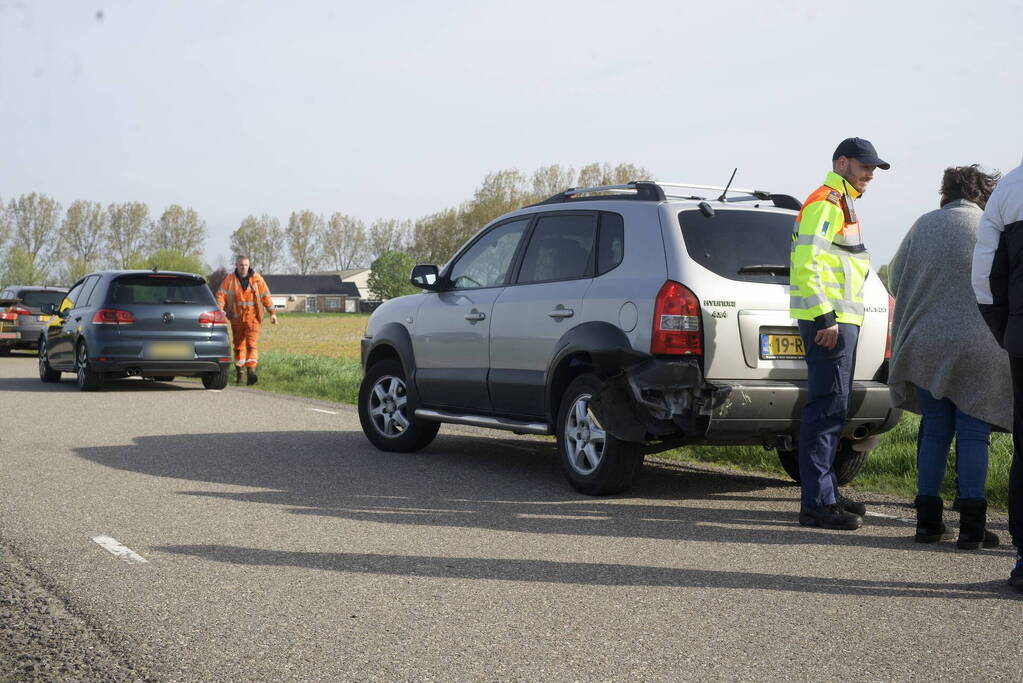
[163,299,195,304]
[737,264,790,276]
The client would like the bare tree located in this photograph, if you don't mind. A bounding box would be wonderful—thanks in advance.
[60,200,108,280]
[287,210,323,275]
[230,214,286,273]
[367,218,412,263]
[107,201,151,268]
[151,205,207,258]
[530,164,577,200]
[321,213,368,270]
[8,193,62,283]
[410,208,464,266]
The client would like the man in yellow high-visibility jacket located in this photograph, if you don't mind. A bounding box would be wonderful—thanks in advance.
[790,137,889,531]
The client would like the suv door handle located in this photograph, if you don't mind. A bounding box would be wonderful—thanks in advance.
[547,308,574,319]
[464,310,486,322]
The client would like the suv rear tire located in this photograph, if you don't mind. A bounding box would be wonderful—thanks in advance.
[359,358,439,452]
[777,439,868,486]
[557,373,644,495]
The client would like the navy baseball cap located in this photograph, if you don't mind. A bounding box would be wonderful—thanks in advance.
[833,137,890,170]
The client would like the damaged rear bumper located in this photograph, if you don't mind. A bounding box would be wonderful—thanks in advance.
[588,350,900,447]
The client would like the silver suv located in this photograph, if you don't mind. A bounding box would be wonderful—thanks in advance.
[358,181,899,495]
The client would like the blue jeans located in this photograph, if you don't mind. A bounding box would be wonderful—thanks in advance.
[797,320,859,510]
[916,387,991,499]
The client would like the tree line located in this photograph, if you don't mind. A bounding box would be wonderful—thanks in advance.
[0,161,649,289]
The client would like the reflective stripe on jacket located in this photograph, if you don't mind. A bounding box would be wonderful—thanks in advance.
[216,271,274,322]
[790,171,871,328]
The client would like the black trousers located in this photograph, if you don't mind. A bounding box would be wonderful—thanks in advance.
[1010,356,1023,552]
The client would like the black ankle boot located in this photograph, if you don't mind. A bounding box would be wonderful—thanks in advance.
[234,366,242,384]
[246,367,258,385]
[957,498,999,549]
[915,495,953,543]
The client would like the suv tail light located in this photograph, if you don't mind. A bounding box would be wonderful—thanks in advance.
[10,305,30,317]
[92,308,136,325]
[199,310,227,328]
[652,281,702,355]
[884,295,895,360]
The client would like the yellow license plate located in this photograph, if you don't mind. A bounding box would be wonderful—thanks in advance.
[146,341,193,360]
[37,315,51,322]
[760,333,804,359]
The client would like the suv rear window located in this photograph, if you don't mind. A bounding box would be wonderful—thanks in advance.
[677,209,793,284]
[108,275,216,305]
[16,290,66,308]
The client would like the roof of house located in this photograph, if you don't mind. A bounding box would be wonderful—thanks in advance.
[316,268,371,279]
[262,274,360,297]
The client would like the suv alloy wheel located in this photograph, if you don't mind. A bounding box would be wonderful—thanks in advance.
[358,358,439,452]
[557,374,644,495]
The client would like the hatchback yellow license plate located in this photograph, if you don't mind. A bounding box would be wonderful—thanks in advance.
[760,333,804,359]
[146,341,193,360]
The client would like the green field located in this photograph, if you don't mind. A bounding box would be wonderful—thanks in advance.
[246,312,1014,508]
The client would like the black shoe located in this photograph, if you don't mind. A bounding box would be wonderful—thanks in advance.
[836,491,866,516]
[957,498,999,549]
[1009,556,1023,592]
[799,504,862,530]
[914,495,954,543]
[246,368,258,385]
[234,367,242,384]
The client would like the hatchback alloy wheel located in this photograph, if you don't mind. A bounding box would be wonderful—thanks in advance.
[563,392,606,476]
[367,374,410,438]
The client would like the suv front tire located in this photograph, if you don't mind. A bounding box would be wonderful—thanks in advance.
[557,373,644,495]
[358,358,439,452]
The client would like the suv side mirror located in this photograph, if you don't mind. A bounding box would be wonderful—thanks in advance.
[410,264,441,290]
[40,303,57,315]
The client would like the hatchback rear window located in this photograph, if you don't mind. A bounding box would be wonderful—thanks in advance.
[677,209,794,284]
[16,290,67,308]
[108,275,215,305]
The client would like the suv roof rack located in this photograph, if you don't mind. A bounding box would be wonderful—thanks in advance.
[535,181,802,211]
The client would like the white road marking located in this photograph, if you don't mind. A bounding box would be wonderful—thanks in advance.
[310,408,338,415]
[92,536,149,564]
[865,511,915,525]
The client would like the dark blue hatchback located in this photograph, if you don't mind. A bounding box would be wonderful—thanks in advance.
[38,270,232,391]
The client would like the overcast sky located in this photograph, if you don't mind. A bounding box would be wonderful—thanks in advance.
[2,0,1020,269]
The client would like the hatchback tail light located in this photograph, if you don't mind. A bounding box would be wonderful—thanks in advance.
[884,295,895,360]
[199,310,227,328]
[92,308,136,325]
[651,281,702,355]
[10,305,30,317]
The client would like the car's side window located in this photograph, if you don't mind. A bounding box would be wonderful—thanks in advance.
[77,276,101,308]
[597,212,625,275]
[516,213,597,285]
[63,282,86,311]
[448,218,530,290]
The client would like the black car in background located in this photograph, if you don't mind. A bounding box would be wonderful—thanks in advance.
[38,270,232,391]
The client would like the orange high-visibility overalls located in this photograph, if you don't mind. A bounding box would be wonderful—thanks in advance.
[215,271,275,368]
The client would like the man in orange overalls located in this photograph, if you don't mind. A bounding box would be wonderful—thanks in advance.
[216,255,277,385]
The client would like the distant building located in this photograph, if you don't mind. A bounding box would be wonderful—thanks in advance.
[261,274,361,313]
[316,268,375,300]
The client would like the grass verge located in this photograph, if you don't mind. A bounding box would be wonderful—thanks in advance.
[243,351,362,405]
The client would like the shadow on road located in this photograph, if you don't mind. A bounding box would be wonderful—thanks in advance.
[0,376,193,393]
[155,543,1010,600]
[71,429,1011,558]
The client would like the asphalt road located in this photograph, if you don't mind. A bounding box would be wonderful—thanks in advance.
[0,354,1020,681]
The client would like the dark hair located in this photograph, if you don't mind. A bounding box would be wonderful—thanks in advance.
[940,165,1001,208]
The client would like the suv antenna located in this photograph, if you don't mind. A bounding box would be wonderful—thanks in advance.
[717,168,738,202]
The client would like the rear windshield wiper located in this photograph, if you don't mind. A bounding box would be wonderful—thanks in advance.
[163,299,196,304]
[737,264,790,276]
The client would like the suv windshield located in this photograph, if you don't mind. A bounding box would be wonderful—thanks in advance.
[17,290,66,308]
[108,275,215,305]
[678,209,794,284]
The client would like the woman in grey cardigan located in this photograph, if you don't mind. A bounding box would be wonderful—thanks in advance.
[888,165,1010,548]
